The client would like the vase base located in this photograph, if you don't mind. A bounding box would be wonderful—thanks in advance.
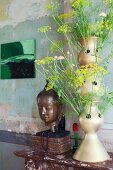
[73,134,110,162]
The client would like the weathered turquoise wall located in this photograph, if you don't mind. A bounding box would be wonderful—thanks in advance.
[0,1,53,169]
[0,0,53,134]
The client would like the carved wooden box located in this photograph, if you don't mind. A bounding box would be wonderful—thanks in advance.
[32,130,71,154]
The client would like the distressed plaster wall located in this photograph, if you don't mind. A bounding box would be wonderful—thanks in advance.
[0,0,53,169]
[0,0,53,134]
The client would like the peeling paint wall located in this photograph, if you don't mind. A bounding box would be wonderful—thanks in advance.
[0,1,52,169]
[0,0,52,134]
[0,0,49,27]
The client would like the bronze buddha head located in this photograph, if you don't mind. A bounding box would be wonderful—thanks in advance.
[37,89,62,132]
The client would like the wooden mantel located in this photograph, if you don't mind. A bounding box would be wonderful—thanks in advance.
[15,149,113,170]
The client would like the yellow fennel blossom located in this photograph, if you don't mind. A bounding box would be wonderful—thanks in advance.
[75,76,85,87]
[57,24,71,33]
[35,56,55,65]
[75,63,108,87]
[104,0,113,5]
[38,26,51,33]
[45,81,54,91]
[80,64,107,75]
[62,68,85,88]
[80,63,108,75]
[46,75,60,91]
[46,4,54,10]
[104,21,113,31]
[70,0,89,9]
[46,1,60,12]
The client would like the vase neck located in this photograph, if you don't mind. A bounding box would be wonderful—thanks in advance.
[78,37,99,50]
[84,102,99,114]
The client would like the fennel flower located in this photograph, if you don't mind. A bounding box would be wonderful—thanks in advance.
[55,56,65,60]
[99,12,107,17]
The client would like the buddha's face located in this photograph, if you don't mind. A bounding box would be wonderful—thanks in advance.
[37,96,60,124]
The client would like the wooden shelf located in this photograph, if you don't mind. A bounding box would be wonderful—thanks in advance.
[15,149,113,170]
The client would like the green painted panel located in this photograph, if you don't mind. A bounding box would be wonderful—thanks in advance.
[1,39,36,79]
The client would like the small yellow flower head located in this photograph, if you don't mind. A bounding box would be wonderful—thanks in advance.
[38,26,51,33]
[35,56,55,65]
[57,24,71,33]
[46,4,54,10]
[74,63,108,88]
[45,81,54,91]
[104,0,113,5]
[35,59,46,65]
[71,0,89,9]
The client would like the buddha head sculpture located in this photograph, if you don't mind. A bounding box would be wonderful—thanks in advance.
[37,89,64,132]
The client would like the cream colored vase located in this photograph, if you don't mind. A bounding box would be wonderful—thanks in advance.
[73,103,110,162]
[73,37,110,162]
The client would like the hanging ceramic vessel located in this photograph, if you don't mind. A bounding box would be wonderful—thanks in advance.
[78,37,99,66]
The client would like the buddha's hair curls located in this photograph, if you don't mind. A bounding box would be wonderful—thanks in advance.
[37,89,60,104]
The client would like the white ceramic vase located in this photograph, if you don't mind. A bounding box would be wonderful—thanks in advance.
[73,102,110,162]
[73,37,110,162]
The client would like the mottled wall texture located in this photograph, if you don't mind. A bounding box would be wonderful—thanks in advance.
[0,0,52,134]
[0,1,53,169]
